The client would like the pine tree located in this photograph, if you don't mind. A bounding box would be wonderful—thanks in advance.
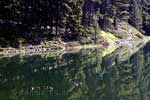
[142,0,150,35]
[129,0,143,31]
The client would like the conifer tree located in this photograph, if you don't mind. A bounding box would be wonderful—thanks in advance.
[129,0,143,31]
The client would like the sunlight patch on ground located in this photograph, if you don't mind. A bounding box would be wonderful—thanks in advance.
[98,31,119,42]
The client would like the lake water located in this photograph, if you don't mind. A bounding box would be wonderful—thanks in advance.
[0,42,150,100]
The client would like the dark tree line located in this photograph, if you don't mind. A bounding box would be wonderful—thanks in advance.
[0,0,150,47]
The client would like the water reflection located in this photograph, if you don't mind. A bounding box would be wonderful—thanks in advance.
[0,42,150,100]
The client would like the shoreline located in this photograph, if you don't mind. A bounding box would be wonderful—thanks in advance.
[1,24,150,57]
[0,43,105,56]
[0,36,150,57]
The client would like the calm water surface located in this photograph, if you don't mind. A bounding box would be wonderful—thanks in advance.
[0,42,150,100]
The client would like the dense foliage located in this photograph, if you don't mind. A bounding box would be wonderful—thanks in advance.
[0,0,150,47]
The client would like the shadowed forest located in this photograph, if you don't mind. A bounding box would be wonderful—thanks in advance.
[0,1,150,100]
[0,0,150,48]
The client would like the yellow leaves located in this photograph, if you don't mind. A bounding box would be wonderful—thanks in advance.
[97,30,119,57]
[98,30,119,42]
[100,45,118,57]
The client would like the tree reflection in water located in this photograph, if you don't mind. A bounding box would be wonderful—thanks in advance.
[0,42,150,100]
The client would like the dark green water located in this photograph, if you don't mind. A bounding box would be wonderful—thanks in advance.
[0,42,150,100]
